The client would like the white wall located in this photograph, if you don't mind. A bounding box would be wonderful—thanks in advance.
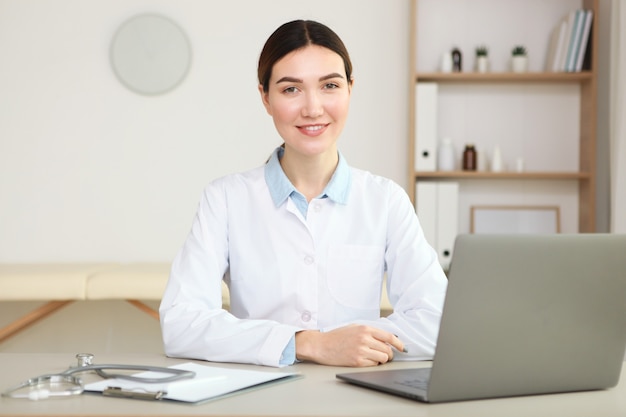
[0,0,410,262]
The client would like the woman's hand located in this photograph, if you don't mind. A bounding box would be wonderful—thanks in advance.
[295,324,405,367]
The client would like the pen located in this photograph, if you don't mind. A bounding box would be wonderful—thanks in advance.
[393,335,409,353]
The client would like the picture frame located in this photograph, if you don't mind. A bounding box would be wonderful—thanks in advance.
[470,205,561,234]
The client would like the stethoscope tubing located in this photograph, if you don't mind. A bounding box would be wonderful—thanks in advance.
[2,363,195,399]
[72,364,195,383]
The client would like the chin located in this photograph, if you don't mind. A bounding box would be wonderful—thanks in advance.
[293,142,337,158]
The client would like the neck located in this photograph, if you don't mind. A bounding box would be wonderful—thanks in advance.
[280,146,338,202]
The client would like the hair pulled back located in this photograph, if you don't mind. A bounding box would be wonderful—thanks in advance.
[258,20,353,93]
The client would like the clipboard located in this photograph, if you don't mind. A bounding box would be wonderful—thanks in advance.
[84,362,299,403]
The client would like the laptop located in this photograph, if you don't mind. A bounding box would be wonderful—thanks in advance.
[336,234,626,403]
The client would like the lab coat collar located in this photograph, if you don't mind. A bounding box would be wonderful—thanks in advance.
[264,146,351,208]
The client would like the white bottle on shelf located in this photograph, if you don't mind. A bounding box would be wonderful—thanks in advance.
[440,52,453,73]
[438,138,456,171]
[491,145,503,172]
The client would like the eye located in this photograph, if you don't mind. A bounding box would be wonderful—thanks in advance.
[323,82,340,90]
[282,86,299,94]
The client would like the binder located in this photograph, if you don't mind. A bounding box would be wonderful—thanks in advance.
[436,182,459,270]
[415,83,438,171]
[416,182,437,247]
[415,181,459,270]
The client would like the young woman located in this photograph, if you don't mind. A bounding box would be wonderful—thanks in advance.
[159,20,447,368]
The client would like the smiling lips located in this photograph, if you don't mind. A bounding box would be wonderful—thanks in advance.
[298,123,329,136]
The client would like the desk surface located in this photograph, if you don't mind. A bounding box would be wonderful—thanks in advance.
[1,353,625,417]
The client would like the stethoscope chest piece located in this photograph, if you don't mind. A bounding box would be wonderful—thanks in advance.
[75,353,95,367]
[2,374,84,400]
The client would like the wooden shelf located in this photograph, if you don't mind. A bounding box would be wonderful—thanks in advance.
[408,0,598,232]
[416,71,593,83]
[414,171,592,180]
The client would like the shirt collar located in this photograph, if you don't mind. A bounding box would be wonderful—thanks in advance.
[265,146,351,208]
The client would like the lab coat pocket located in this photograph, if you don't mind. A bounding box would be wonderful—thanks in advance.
[327,244,385,310]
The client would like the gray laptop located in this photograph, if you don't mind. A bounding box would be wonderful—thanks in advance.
[336,234,626,403]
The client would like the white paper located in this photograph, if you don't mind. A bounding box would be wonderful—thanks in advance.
[84,362,298,403]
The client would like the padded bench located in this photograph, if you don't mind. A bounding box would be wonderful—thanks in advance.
[0,263,392,343]
[85,263,172,320]
[0,263,116,343]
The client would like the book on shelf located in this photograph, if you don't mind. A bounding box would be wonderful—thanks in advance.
[574,9,593,72]
[565,9,585,72]
[545,18,567,72]
[547,8,593,73]
[557,10,577,71]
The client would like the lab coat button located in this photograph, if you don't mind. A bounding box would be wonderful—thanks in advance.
[313,203,322,212]
[304,255,314,265]
[301,311,311,322]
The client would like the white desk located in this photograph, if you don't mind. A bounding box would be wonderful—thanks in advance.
[1,353,625,417]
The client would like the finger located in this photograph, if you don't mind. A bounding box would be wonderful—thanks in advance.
[366,339,394,362]
[371,329,405,353]
[362,358,383,367]
[390,335,407,353]
[367,347,392,365]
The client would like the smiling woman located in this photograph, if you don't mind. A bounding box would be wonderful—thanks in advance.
[159,20,448,369]
[259,45,352,195]
[257,20,354,188]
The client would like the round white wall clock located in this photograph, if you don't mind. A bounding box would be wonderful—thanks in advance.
[110,14,192,95]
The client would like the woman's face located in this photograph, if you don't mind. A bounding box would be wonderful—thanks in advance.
[259,45,352,159]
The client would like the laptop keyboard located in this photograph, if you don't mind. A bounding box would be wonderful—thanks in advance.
[394,368,431,390]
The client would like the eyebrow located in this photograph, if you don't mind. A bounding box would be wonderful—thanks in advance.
[275,72,345,84]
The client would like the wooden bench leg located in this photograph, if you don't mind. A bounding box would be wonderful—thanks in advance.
[0,300,74,344]
[126,300,159,320]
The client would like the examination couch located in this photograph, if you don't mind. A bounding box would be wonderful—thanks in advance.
[0,264,393,343]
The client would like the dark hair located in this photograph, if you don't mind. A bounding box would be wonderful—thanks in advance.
[258,20,353,93]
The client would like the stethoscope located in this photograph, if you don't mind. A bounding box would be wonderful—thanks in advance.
[1,353,195,400]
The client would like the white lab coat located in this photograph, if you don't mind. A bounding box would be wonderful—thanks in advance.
[160,161,447,367]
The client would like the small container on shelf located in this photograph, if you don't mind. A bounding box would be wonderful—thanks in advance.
[440,52,453,73]
[475,45,489,73]
[438,138,456,171]
[451,47,462,72]
[511,45,528,73]
[490,145,503,172]
[462,144,477,171]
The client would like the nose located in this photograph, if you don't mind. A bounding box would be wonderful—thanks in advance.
[301,91,324,118]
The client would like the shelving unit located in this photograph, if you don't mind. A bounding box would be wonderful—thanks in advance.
[417,72,593,83]
[408,0,598,234]
[415,171,590,180]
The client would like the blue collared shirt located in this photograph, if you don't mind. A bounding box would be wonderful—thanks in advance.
[265,146,351,219]
[265,146,352,364]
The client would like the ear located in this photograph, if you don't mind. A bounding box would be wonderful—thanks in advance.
[258,84,272,115]
[348,76,354,93]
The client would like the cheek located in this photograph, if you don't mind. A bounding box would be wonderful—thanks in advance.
[270,98,300,123]
[325,96,351,119]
